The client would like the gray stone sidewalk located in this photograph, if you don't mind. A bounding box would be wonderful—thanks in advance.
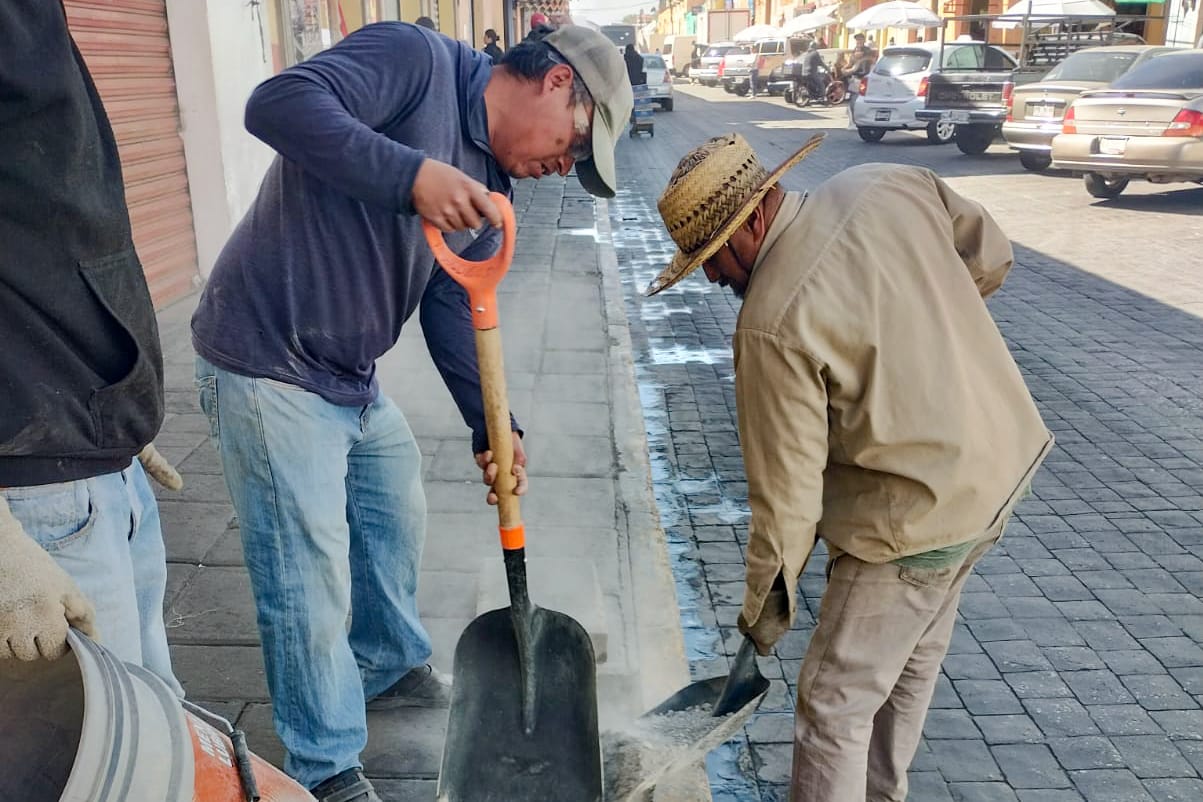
[607,93,1203,802]
[150,176,692,800]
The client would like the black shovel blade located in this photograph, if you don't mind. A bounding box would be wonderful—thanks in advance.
[437,607,602,802]
[647,635,769,718]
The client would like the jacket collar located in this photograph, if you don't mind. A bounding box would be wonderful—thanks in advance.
[752,190,807,277]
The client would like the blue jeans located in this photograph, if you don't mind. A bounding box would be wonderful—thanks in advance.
[2,461,181,695]
[195,357,431,787]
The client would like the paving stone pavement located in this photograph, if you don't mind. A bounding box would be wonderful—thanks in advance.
[608,85,1203,801]
[151,176,691,800]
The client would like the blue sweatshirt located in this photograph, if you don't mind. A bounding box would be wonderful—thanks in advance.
[191,23,512,453]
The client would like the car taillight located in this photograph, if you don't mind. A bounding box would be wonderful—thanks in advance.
[1004,84,1014,122]
[718,58,725,77]
[917,76,929,98]
[1061,105,1077,134]
[858,77,868,96]
[1165,108,1203,138]
[663,71,672,84]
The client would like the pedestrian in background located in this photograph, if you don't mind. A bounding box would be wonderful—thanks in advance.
[482,27,504,63]
[648,133,1052,801]
[624,43,646,84]
[846,32,875,128]
[191,21,631,802]
[526,11,551,40]
[414,15,435,29]
[0,0,180,695]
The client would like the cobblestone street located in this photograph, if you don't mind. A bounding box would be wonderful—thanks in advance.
[609,84,1203,801]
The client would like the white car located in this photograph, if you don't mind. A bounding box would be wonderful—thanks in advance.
[643,53,674,111]
[853,41,1017,144]
[692,42,740,86]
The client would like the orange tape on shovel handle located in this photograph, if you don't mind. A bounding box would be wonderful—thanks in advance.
[421,192,516,330]
[499,524,525,551]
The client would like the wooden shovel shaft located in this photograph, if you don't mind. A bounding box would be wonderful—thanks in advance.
[475,327,521,535]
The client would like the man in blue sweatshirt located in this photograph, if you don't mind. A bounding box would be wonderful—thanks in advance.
[190,22,631,802]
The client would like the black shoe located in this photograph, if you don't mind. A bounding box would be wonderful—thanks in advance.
[365,664,452,711]
[311,768,381,802]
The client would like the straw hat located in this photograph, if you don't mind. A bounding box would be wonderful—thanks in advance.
[647,132,825,296]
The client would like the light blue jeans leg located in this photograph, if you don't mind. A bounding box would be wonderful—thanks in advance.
[346,393,431,698]
[123,460,180,694]
[2,462,181,695]
[196,357,430,788]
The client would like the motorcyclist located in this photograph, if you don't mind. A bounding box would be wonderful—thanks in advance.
[801,40,827,102]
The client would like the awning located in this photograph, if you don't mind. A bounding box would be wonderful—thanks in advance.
[783,4,840,35]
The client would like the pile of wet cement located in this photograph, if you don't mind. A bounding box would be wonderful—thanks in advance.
[602,703,731,802]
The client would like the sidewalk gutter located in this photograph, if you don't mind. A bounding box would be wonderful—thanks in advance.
[595,195,713,802]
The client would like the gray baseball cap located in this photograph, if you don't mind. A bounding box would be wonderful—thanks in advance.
[545,26,633,198]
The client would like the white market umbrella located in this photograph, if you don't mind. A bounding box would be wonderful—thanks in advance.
[994,0,1115,28]
[782,5,840,36]
[734,24,784,42]
[845,0,941,31]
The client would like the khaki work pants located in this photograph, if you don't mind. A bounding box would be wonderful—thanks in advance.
[790,534,1000,802]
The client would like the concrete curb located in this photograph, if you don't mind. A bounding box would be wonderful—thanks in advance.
[596,194,691,707]
[595,196,713,802]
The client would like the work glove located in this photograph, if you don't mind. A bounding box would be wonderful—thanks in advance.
[0,496,96,661]
[738,582,792,657]
[138,443,183,491]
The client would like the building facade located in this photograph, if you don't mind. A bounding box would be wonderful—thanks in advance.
[62,0,515,308]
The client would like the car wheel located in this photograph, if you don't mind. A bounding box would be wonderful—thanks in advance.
[857,126,887,143]
[1084,172,1129,199]
[783,86,794,104]
[954,124,995,155]
[662,98,673,112]
[927,120,956,144]
[1019,151,1052,172]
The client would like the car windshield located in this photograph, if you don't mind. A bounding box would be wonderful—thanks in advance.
[874,50,932,76]
[1043,50,1139,82]
[643,55,666,69]
[1109,53,1203,90]
[705,45,743,58]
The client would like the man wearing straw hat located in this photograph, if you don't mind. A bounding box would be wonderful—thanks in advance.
[648,133,1052,800]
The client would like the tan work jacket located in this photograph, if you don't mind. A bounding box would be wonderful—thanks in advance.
[734,164,1053,635]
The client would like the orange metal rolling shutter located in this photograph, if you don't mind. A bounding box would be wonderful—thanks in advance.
[64,0,200,308]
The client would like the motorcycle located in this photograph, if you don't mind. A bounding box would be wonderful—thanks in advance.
[785,65,846,107]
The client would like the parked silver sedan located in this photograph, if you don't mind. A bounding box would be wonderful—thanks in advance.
[642,53,674,111]
[1052,50,1203,198]
[1003,45,1177,172]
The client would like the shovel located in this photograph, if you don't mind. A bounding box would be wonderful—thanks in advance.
[423,194,602,802]
[605,636,769,800]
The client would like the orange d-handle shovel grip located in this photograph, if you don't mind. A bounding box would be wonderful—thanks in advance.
[422,193,523,551]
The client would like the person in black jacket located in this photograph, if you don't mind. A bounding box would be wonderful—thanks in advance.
[624,43,646,87]
[482,28,504,63]
[801,40,828,102]
[0,0,180,694]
